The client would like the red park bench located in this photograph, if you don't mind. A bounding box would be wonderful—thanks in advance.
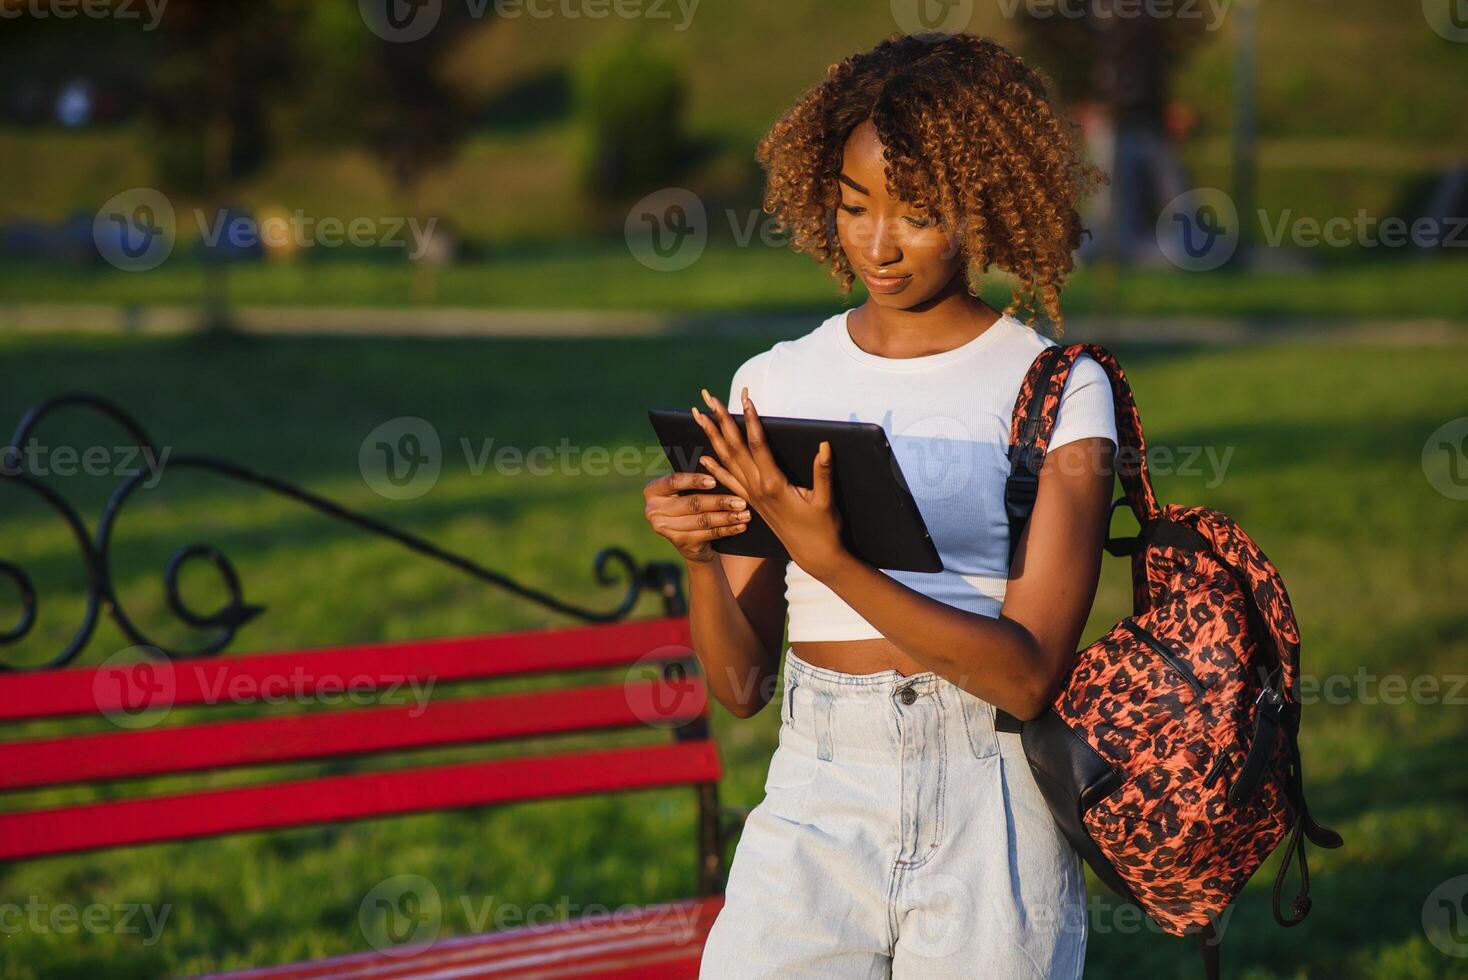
[0,391,751,977]
[0,615,745,978]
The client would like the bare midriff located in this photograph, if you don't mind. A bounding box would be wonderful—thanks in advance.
[788,637,931,677]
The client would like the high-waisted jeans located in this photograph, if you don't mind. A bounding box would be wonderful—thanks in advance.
[698,647,1088,979]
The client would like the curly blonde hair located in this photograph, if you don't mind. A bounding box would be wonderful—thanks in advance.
[755,32,1106,334]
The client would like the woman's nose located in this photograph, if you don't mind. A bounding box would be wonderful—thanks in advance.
[854,216,903,267]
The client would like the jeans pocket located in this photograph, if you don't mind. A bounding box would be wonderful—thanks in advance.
[763,742,819,791]
[956,688,1000,760]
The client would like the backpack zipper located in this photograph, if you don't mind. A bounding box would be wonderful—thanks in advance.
[1202,747,1232,788]
[1122,619,1206,695]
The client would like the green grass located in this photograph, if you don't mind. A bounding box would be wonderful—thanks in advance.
[2,249,1467,321]
[6,0,1467,243]
[0,328,1465,978]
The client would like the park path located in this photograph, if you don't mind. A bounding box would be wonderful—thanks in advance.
[1,303,1465,345]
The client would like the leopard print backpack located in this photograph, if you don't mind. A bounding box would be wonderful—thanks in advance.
[1003,343,1342,977]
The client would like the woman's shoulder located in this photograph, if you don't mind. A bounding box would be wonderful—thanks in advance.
[725,311,842,399]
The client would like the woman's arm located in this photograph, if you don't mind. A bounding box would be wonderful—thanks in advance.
[684,552,788,718]
[691,386,1113,721]
[811,436,1115,719]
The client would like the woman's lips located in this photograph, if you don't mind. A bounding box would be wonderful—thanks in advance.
[860,270,912,294]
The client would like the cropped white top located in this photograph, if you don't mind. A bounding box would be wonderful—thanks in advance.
[725,308,1118,642]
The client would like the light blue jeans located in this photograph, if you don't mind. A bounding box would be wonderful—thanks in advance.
[699,647,1088,979]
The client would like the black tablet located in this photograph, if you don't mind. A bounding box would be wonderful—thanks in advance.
[648,407,943,572]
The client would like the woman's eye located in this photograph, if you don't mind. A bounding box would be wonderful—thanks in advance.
[839,204,864,215]
[906,215,934,228]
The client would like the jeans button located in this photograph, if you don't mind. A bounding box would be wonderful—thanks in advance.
[898,686,917,705]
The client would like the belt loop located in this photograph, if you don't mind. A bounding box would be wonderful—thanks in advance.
[815,688,835,761]
[957,688,1000,760]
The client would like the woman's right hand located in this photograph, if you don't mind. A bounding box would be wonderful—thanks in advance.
[643,471,753,565]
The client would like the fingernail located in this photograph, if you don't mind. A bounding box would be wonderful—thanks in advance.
[701,388,714,406]
[731,497,746,509]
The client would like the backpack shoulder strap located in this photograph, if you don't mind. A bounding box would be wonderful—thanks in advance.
[1004,343,1162,566]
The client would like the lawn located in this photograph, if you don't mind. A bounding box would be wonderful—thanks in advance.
[2,249,1467,321]
[0,327,1464,978]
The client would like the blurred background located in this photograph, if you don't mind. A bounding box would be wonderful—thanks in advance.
[1,1,1465,977]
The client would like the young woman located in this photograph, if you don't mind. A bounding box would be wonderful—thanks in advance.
[642,32,1116,979]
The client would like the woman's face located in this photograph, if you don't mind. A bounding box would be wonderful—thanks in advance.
[834,118,964,309]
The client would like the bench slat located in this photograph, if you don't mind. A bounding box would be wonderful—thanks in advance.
[0,741,719,861]
[2,678,708,791]
[0,616,693,723]
[196,896,723,980]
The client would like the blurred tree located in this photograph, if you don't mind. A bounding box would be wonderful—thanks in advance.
[142,0,307,329]
[573,34,687,204]
[290,2,479,300]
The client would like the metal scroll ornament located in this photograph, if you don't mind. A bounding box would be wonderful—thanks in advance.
[0,393,678,671]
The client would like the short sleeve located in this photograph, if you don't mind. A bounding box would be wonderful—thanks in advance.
[1048,354,1118,451]
[727,350,772,411]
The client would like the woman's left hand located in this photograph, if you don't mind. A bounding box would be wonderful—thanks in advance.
[692,386,849,580]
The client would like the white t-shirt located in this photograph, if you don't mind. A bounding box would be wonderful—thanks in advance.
[726,307,1118,642]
